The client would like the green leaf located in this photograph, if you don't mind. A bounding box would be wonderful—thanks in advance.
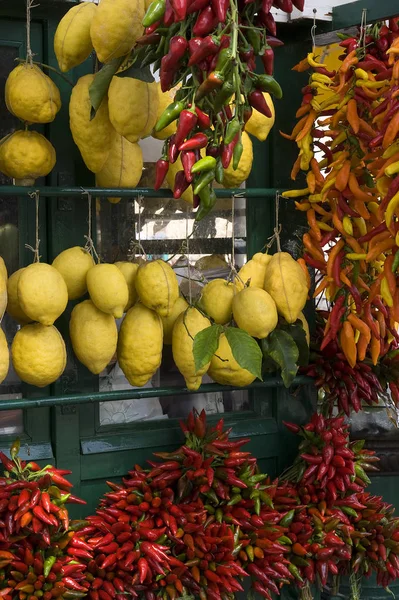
[224,327,263,381]
[193,325,223,373]
[116,63,155,83]
[89,57,125,119]
[264,329,299,388]
[280,321,309,367]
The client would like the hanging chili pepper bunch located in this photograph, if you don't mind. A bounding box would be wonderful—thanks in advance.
[137,0,300,218]
[0,440,92,600]
[280,414,399,597]
[280,17,399,412]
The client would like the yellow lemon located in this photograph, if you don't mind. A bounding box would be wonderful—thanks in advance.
[264,252,308,324]
[18,263,68,326]
[118,303,163,387]
[5,64,61,123]
[52,247,95,300]
[95,134,143,203]
[86,263,129,319]
[236,252,271,290]
[114,261,139,311]
[209,333,255,387]
[69,74,115,173]
[245,93,275,142]
[108,77,159,142]
[172,307,211,391]
[54,2,97,72]
[6,269,32,324]
[0,130,56,186]
[0,329,9,384]
[70,300,117,374]
[223,131,253,188]
[135,260,179,318]
[90,0,145,63]
[11,323,66,387]
[199,279,235,325]
[161,296,189,345]
[0,257,7,282]
[232,287,278,339]
[0,275,7,322]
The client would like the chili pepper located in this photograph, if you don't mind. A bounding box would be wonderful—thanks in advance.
[254,74,282,99]
[248,90,272,117]
[178,133,208,152]
[195,107,211,130]
[172,170,190,200]
[154,159,169,190]
[213,80,235,112]
[193,6,217,36]
[191,156,217,174]
[181,151,196,184]
[221,134,239,169]
[168,135,180,164]
[155,101,184,133]
[143,0,165,26]
[188,36,219,66]
[174,110,198,149]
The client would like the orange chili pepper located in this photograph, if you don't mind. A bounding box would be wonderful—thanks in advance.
[340,50,358,74]
[393,60,399,82]
[292,543,309,557]
[296,104,311,118]
[191,566,200,583]
[357,333,369,362]
[253,547,264,559]
[375,151,399,179]
[347,313,371,341]
[326,240,345,278]
[295,201,311,211]
[353,199,371,220]
[339,320,357,368]
[335,160,351,192]
[331,105,347,129]
[347,98,360,134]
[296,110,317,142]
[366,239,395,262]
[376,311,386,340]
[383,112,399,149]
[306,171,316,194]
[297,257,311,289]
[358,118,377,137]
[291,155,301,180]
[357,276,371,292]
[348,173,373,202]
[369,231,392,250]
[392,288,399,322]
[292,57,310,72]
[310,158,325,185]
[332,211,346,236]
[340,271,352,288]
[384,254,396,296]
[370,331,381,366]
[303,233,324,262]
[313,277,329,297]
[313,203,330,217]
[369,273,384,302]
[307,208,322,241]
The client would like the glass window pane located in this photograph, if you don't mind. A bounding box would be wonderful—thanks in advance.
[0,44,26,436]
[96,139,249,425]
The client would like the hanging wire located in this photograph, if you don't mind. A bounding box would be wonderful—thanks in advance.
[311,8,317,51]
[359,8,368,53]
[83,191,100,263]
[26,0,38,66]
[131,194,147,259]
[25,191,41,262]
[185,204,193,304]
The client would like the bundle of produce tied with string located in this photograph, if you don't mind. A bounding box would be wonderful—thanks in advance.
[282,14,399,417]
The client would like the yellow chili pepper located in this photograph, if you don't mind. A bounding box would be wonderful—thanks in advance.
[367,202,379,215]
[318,222,334,231]
[383,140,399,158]
[346,253,367,260]
[321,177,337,194]
[396,231,399,246]
[308,194,323,203]
[307,52,327,68]
[356,79,389,88]
[318,94,341,111]
[331,130,347,149]
[310,98,322,112]
[381,277,394,307]
[386,190,399,228]
[354,329,360,344]
[385,160,399,176]
[343,216,353,236]
[311,73,332,85]
[295,201,311,211]
[310,82,333,93]
[354,217,367,237]
[354,68,369,80]
[376,176,391,196]
[282,188,310,198]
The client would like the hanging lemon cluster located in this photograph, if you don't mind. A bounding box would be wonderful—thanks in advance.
[0,246,309,391]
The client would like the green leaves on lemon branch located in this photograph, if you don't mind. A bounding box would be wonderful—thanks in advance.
[193,325,223,373]
[280,320,309,367]
[116,63,154,83]
[224,327,263,381]
[89,57,125,119]
[262,329,299,388]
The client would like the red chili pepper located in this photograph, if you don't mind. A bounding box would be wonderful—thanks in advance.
[258,10,276,35]
[193,6,217,36]
[49,472,73,489]
[261,48,274,75]
[187,0,208,13]
[195,107,211,130]
[138,558,149,584]
[0,452,14,472]
[162,36,188,72]
[41,492,51,513]
[195,71,224,101]
[155,159,169,190]
[188,36,219,66]
[248,90,272,117]
[174,110,198,147]
[178,132,208,151]
[173,170,190,199]
[170,0,187,20]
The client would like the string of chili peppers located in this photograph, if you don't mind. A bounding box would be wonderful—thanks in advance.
[134,0,303,218]
[282,16,399,415]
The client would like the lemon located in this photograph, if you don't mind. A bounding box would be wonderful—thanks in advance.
[236,252,271,290]
[172,307,211,391]
[166,156,193,205]
[0,130,56,186]
[70,300,117,374]
[0,257,7,282]
[232,287,278,339]
[18,263,68,326]
[87,263,129,318]
[0,328,9,384]
[152,84,180,140]
[135,260,179,318]
[6,269,31,325]
[208,333,255,387]
[69,74,115,173]
[108,77,159,142]
[161,296,189,344]
[96,134,143,203]
[199,279,235,325]
[11,323,66,387]
[223,131,253,188]
[195,255,228,272]
[0,275,7,322]
[5,64,61,124]
[52,247,95,300]
[90,0,145,63]
[298,311,310,345]
[54,2,97,72]
[264,252,308,324]
[245,93,275,142]
[114,261,139,311]
[118,303,163,387]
